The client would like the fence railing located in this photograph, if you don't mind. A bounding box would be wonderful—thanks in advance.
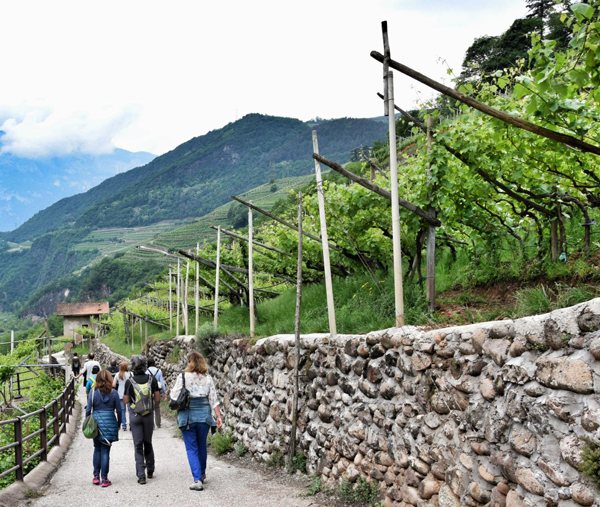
[0,378,76,482]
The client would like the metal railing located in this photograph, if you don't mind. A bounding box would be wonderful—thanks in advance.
[0,378,76,482]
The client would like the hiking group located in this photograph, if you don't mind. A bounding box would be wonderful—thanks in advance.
[75,351,222,491]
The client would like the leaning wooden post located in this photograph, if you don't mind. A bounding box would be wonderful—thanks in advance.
[195,243,200,333]
[185,261,190,335]
[383,22,405,326]
[426,116,436,313]
[248,202,255,338]
[312,131,337,338]
[176,259,181,336]
[289,191,303,471]
[122,309,130,345]
[168,268,173,331]
[214,226,221,330]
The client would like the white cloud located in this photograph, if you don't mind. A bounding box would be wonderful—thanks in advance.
[0,105,141,159]
[0,0,528,156]
[53,180,60,186]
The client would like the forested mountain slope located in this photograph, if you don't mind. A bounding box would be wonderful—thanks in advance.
[73,114,387,228]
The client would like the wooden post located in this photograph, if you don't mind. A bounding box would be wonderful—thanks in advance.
[10,330,14,354]
[382,23,405,326]
[176,259,181,336]
[249,202,255,338]
[45,319,51,357]
[185,261,190,335]
[122,309,130,345]
[426,117,436,313]
[214,226,221,330]
[131,315,134,351]
[169,268,173,331]
[550,219,559,261]
[289,191,303,470]
[144,310,148,347]
[195,243,200,333]
[312,131,337,338]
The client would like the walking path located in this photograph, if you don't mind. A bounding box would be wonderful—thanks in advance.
[26,384,317,507]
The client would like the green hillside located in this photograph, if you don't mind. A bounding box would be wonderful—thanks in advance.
[74,114,386,229]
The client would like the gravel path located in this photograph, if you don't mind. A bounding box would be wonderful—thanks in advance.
[26,384,317,507]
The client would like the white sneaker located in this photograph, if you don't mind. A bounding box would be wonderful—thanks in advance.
[189,480,204,491]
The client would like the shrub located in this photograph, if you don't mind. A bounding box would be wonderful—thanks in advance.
[306,476,322,496]
[266,449,284,468]
[167,344,181,363]
[292,452,307,473]
[208,430,233,455]
[235,442,248,457]
[580,438,600,486]
[339,478,379,506]
[195,322,220,357]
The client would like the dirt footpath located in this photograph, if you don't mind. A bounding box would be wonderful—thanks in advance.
[24,385,322,507]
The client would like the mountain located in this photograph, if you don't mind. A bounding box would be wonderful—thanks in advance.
[0,148,155,234]
[0,113,388,312]
[73,114,388,229]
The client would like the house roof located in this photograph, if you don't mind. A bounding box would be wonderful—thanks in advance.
[56,302,109,317]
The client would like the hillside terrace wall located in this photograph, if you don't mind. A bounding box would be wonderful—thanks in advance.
[202,299,600,507]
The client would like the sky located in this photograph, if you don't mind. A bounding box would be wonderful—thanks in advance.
[0,0,528,159]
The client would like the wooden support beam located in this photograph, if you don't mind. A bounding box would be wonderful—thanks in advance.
[116,306,170,330]
[231,195,341,252]
[370,50,600,156]
[210,226,291,256]
[312,153,441,227]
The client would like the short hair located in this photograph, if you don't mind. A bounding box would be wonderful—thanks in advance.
[110,358,117,366]
[185,351,208,375]
[91,365,100,374]
[95,370,113,395]
[147,357,156,368]
[88,353,95,360]
[73,353,78,357]
[130,355,148,376]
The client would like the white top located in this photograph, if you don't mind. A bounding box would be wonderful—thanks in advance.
[113,371,131,399]
[81,360,100,379]
[170,372,219,410]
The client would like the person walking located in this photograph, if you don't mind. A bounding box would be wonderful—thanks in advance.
[77,352,100,385]
[112,361,131,431]
[170,351,223,491]
[107,358,119,375]
[71,353,81,378]
[86,365,100,394]
[123,355,160,484]
[146,357,167,428]
[86,369,121,488]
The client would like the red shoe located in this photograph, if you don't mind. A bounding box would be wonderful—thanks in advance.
[101,479,112,488]
[92,475,100,485]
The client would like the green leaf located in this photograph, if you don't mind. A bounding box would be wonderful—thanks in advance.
[513,83,530,100]
[571,3,594,20]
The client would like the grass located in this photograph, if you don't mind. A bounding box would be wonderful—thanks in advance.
[306,476,322,496]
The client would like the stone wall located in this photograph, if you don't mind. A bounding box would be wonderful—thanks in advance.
[206,299,600,507]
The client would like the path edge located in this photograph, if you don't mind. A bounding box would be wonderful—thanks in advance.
[0,399,82,507]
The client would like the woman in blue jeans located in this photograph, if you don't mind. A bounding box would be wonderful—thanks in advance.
[170,351,222,491]
[86,369,121,487]
[112,361,130,430]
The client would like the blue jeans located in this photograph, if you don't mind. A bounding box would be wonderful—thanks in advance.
[120,399,130,429]
[181,422,210,481]
[93,438,111,479]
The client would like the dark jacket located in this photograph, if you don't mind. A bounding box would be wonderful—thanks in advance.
[86,389,121,443]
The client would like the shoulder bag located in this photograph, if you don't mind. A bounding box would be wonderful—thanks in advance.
[169,372,190,411]
[82,389,99,439]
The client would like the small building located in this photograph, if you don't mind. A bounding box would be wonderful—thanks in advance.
[56,302,110,338]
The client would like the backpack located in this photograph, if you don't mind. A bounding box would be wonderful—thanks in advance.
[129,377,153,416]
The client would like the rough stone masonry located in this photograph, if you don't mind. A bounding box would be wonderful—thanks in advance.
[197,298,600,507]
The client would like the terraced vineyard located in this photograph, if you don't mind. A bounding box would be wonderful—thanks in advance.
[72,221,190,256]
[152,173,317,250]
